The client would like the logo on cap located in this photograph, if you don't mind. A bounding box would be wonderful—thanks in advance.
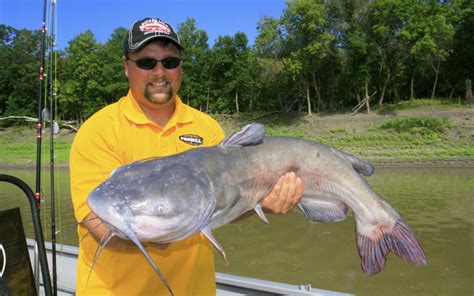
[139,19,171,35]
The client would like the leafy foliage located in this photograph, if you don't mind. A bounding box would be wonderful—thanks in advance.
[0,1,471,122]
[1,26,42,117]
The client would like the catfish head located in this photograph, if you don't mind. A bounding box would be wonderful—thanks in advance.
[87,159,216,244]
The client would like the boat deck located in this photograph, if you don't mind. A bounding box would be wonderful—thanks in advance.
[28,240,350,296]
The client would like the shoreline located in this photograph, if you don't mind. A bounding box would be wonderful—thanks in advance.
[1,105,473,171]
[368,158,474,168]
[1,158,474,170]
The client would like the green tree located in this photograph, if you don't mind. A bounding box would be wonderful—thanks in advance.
[60,30,102,121]
[342,1,378,111]
[364,0,408,106]
[280,0,335,114]
[0,25,16,115]
[4,28,42,117]
[1,0,471,120]
[211,33,253,113]
[412,2,454,99]
[254,16,288,111]
[98,27,129,104]
[446,1,473,98]
[398,2,430,99]
[177,18,211,111]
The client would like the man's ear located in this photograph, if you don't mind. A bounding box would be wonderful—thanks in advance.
[123,56,129,77]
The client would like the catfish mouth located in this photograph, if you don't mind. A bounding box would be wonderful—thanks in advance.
[88,206,132,241]
[132,206,214,243]
[102,221,129,240]
[88,196,134,241]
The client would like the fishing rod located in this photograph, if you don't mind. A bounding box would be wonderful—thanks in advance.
[36,0,48,210]
[33,0,48,293]
[48,0,58,294]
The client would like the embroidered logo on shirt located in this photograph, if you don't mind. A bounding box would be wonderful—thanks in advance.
[179,134,203,146]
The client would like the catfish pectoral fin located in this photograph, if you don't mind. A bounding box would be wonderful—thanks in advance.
[297,196,349,222]
[201,225,228,265]
[254,203,269,225]
[126,230,174,295]
[356,219,427,275]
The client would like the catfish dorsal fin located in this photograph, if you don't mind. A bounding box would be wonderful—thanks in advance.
[219,123,265,148]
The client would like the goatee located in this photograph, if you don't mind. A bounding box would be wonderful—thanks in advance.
[144,87,174,105]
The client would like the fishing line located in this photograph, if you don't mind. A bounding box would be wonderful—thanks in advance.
[47,0,58,294]
[53,19,64,247]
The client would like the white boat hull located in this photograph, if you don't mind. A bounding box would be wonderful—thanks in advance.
[27,239,350,296]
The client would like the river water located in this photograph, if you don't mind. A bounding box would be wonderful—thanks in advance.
[0,165,472,295]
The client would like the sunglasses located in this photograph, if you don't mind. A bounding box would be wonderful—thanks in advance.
[127,57,182,70]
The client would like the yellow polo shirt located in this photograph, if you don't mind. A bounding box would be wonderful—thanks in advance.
[70,90,225,295]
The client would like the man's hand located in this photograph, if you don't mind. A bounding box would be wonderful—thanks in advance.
[260,172,304,214]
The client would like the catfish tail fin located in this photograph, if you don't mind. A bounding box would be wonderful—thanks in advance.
[356,219,427,275]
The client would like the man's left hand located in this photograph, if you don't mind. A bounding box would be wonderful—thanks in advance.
[260,172,304,214]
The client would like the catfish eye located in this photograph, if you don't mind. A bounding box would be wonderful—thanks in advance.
[154,203,167,214]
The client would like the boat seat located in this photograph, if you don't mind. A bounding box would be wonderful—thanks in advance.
[0,207,37,295]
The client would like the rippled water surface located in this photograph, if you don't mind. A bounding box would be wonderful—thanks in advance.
[0,166,472,295]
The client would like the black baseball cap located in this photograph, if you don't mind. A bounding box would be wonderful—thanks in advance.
[124,17,183,55]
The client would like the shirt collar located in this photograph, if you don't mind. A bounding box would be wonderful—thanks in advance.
[122,90,194,128]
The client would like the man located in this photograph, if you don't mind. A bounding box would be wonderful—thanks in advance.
[70,17,303,295]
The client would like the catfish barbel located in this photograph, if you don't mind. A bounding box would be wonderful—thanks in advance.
[87,123,427,295]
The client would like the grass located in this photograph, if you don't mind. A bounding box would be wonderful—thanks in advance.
[0,126,72,165]
[376,98,469,114]
[218,99,473,162]
[320,116,473,160]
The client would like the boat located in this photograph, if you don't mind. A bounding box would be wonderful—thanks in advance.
[26,239,350,296]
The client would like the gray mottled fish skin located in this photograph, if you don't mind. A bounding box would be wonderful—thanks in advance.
[87,123,426,293]
[205,136,381,229]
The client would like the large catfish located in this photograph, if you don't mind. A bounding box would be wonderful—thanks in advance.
[87,123,427,295]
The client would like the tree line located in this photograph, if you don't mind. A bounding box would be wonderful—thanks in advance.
[0,0,472,123]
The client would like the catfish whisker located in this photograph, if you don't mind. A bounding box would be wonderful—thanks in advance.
[80,221,105,242]
[78,216,100,224]
[86,230,114,291]
[91,231,114,272]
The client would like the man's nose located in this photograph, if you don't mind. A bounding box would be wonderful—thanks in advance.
[150,61,167,75]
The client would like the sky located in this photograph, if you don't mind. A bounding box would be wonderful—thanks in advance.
[0,0,287,49]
